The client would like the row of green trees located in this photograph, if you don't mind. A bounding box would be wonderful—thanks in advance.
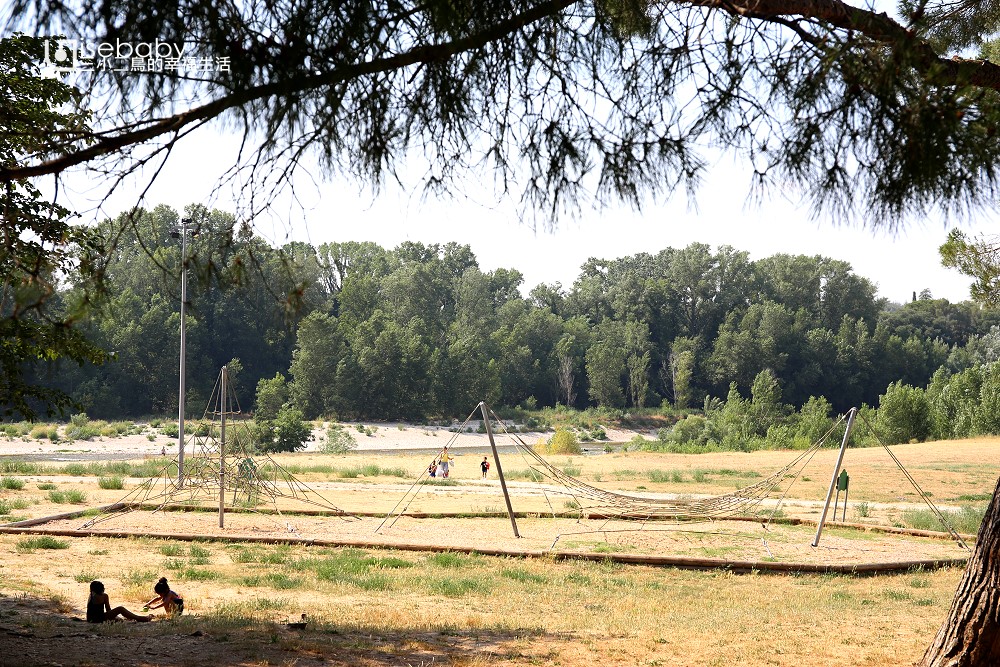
[27,204,1000,427]
[652,349,1000,451]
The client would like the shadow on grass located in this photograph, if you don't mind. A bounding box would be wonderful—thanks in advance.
[0,591,561,666]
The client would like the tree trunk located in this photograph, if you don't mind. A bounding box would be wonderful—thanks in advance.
[919,476,1000,666]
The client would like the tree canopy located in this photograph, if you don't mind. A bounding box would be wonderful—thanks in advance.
[6,0,1000,223]
[0,34,108,418]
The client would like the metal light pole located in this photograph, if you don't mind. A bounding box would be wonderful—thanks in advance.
[173,217,196,486]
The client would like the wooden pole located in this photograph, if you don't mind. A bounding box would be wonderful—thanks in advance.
[219,365,227,529]
[812,407,857,547]
[480,401,520,538]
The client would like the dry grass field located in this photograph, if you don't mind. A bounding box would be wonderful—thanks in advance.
[0,435,995,666]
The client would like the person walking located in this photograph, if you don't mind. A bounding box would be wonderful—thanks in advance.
[438,447,453,478]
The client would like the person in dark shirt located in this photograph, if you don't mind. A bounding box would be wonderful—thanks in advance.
[145,577,185,617]
[86,580,151,623]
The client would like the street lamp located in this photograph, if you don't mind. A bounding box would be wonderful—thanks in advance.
[171,217,198,485]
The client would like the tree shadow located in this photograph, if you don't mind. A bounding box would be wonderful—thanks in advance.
[0,591,570,666]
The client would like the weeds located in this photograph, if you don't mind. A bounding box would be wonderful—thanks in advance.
[98,477,125,490]
[505,469,543,482]
[902,506,986,534]
[49,489,88,504]
[16,536,69,552]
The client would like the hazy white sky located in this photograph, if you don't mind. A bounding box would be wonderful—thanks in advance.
[55,122,992,306]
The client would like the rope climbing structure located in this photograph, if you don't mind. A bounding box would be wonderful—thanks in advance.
[378,403,971,555]
[80,366,350,530]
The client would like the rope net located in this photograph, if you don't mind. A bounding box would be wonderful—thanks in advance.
[491,407,842,523]
[81,367,350,530]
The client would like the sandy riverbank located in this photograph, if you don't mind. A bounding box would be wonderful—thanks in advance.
[0,421,646,458]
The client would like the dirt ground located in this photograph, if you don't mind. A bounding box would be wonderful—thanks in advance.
[0,432,993,666]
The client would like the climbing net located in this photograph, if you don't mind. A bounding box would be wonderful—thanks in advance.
[493,407,842,525]
[379,403,971,555]
[81,368,351,530]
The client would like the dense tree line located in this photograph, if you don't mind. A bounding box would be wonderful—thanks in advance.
[29,205,1000,425]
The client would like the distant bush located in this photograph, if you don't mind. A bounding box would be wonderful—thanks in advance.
[534,429,581,455]
[0,422,32,439]
[321,424,358,454]
[100,421,135,438]
[1,477,25,490]
[65,414,101,440]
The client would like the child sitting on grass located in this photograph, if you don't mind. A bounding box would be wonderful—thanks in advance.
[86,580,152,623]
[144,577,184,617]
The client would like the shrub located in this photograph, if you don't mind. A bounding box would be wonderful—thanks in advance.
[321,423,358,454]
[66,489,88,503]
[536,429,581,455]
[72,425,102,441]
[98,477,125,490]
[1,477,25,490]
[50,489,87,504]
[661,415,709,447]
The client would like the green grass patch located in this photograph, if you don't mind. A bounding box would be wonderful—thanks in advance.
[428,577,485,597]
[229,545,292,565]
[16,536,69,552]
[1,477,25,490]
[189,544,211,559]
[500,568,549,584]
[49,489,87,504]
[0,460,41,475]
[648,469,683,483]
[427,552,472,568]
[502,469,543,482]
[902,505,986,534]
[418,478,459,486]
[304,549,412,591]
[332,464,409,479]
[180,568,220,581]
[98,476,125,490]
[121,569,159,587]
